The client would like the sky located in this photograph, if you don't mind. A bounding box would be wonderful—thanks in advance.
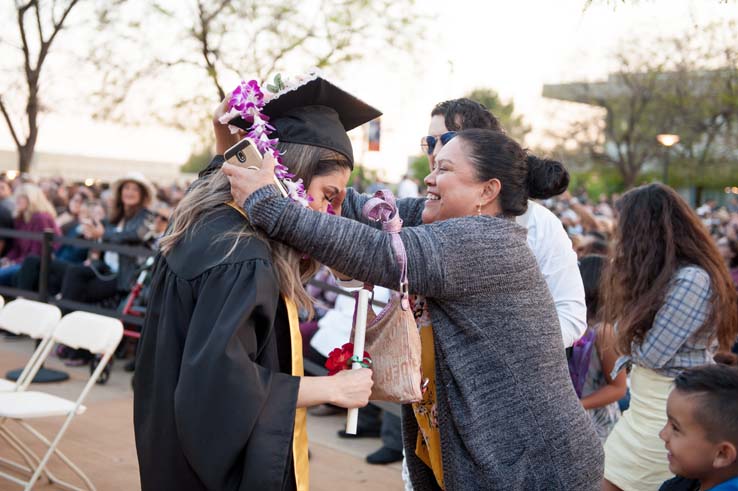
[1,0,737,181]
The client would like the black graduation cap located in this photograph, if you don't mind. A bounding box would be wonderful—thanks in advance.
[228,77,381,166]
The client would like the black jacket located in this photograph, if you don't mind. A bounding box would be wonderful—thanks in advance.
[102,208,154,290]
[133,206,299,491]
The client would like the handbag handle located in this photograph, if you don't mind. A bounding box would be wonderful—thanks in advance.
[362,190,410,310]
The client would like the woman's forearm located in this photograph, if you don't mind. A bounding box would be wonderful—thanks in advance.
[296,376,335,408]
[297,369,373,409]
[341,188,426,228]
[581,383,627,410]
[244,186,446,297]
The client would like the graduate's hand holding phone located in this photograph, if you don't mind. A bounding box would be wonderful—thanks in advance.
[222,151,279,207]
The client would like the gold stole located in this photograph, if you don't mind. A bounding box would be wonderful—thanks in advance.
[283,296,310,491]
[225,201,310,490]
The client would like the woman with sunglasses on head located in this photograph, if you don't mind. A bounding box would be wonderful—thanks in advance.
[600,184,738,491]
[224,128,604,490]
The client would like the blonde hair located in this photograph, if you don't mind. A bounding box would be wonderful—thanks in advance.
[160,142,350,315]
[15,184,57,223]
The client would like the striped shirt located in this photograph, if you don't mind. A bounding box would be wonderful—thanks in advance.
[614,266,716,378]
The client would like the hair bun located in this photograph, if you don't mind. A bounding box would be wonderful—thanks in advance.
[714,352,738,367]
[526,155,570,200]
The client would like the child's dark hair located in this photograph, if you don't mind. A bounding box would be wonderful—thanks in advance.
[674,353,738,444]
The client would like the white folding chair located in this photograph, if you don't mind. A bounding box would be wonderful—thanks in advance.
[0,299,61,393]
[0,299,61,483]
[0,311,123,491]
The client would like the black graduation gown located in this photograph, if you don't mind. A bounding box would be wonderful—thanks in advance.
[133,205,300,491]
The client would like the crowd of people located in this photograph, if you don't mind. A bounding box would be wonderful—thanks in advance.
[0,172,179,364]
[1,77,738,491]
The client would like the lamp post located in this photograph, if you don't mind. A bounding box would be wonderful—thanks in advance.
[656,134,680,185]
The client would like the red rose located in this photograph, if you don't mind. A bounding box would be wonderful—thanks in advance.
[325,343,370,375]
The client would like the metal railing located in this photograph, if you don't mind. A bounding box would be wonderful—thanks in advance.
[0,228,154,326]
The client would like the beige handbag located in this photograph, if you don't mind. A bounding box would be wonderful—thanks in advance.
[350,190,422,403]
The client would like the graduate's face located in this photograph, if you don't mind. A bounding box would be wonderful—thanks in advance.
[306,167,350,213]
[660,389,730,481]
[422,137,486,224]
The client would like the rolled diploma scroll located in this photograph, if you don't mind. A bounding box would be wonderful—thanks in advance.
[345,287,371,434]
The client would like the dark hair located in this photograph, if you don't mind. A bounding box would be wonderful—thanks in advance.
[525,155,570,199]
[456,129,570,217]
[727,238,738,269]
[602,184,738,355]
[431,98,502,132]
[674,353,738,443]
[579,255,606,323]
[586,239,610,257]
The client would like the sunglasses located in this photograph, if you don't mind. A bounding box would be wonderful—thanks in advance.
[420,131,457,155]
[155,213,169,222]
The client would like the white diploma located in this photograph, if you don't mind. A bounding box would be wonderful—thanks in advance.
[345,287,371,434]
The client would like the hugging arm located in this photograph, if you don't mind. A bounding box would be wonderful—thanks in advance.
[244,186,452,298]
[340,188,426,228]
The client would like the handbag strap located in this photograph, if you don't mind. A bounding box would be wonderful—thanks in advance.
[362,190,410,310]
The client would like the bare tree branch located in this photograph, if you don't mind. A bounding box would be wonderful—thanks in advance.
[0,97,22,149]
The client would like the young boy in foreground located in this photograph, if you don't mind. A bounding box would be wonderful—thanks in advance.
[659,353,738,491]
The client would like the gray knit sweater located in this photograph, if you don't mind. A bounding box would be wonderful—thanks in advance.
[244,186,604,491]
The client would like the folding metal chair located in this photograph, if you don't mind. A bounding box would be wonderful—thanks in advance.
[0,299,61,394]
[0,311,123,491]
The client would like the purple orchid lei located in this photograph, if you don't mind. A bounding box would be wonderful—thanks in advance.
[218,79,312,208]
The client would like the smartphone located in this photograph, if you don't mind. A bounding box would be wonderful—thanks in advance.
[224,137,288,197]
[224,137,263,169]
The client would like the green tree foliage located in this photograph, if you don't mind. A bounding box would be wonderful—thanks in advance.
[180,146,214,174]
[548,21,738,189]
[408,154,430,185]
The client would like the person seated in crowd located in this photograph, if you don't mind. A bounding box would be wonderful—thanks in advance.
[15,192,92,296]
[659,353,738,491]
[50,180,70,214]
[0,177,15,215]
[0,184,60,286]
[151,203,171,246]
[59,173,155,365]
[573,255,627,443]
